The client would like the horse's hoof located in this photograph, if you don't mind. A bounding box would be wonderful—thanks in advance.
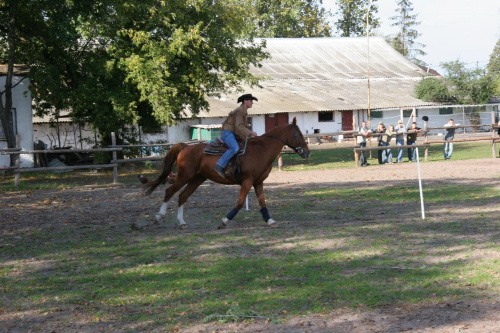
[153,214,163,224]
[131,222,143,230]
[267,219,277,227]
[178,223,188,229]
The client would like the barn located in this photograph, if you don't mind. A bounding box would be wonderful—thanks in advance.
[177,37,442,141]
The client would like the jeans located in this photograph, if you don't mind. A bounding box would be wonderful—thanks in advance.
[216,130,239,168]
[407,140,416,161]
[444,141,453,159]
[359,142,367,165]
[379,141,392,164]
[396,139,404,162]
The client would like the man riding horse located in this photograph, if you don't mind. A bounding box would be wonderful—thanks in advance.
[213,94,258,179]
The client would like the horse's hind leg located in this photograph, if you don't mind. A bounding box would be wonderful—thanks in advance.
[254,182,276,226]
[154,181,186,224]
[175,175,207,228]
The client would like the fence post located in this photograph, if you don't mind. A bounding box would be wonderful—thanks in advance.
[353,116,358,167]
[423,120,429,161]
[111,132,118,184]
[491,111,497,158]
[278,153,283,171]
[14,135,21,190]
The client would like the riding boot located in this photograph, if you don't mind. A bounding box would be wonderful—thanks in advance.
[224,165,233,178]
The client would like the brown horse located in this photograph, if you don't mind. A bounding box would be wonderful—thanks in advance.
[143,117,310,228]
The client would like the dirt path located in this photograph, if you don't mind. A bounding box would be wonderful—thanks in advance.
[1,158,499,333]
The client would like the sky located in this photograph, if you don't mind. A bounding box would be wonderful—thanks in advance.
[322,0,500,74]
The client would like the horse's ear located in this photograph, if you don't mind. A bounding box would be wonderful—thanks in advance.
[292,117,297,126]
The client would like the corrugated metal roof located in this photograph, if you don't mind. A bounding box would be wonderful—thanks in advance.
[197,37,439,118]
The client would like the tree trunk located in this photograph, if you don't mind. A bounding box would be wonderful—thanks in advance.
[0,0,19,169]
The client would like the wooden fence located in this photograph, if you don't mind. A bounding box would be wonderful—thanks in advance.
[2,121,500,188]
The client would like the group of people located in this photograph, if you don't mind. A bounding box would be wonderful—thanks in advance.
[216,94,477,174]
[357,118,463,166]
[357,120,423,166]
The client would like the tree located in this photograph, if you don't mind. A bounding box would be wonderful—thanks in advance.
[387,0,425,64]
[0,0,21,168]
[415,60,496,105]
[487,38,500,95]
[1,0,268,152]
[334,0,380,37]
[239,0,333,38]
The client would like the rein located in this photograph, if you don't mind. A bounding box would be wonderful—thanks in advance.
[262,125,307,155]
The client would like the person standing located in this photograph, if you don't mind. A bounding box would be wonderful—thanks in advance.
[374,123,386,164]
[443,119,459,160]
[382,125,396,164]
[356,120,372,166]
[406,122,422,162]
[214,94,258,178]
[395,119,406,163]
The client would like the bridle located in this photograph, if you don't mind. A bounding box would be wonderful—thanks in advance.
[262,125,308,156]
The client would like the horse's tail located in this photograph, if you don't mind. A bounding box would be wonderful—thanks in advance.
[143,143,188,197]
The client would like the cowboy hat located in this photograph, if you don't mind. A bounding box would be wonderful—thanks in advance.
[237,94,258,103]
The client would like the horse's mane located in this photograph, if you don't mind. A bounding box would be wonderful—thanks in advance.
[262,122,295,137]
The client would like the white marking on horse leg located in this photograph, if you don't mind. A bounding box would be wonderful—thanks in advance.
[154,202,168,224]
[177,204,188,228]
[267,218,277,227]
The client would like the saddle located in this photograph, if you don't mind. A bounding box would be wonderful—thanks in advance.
[203,137,247,156]
[204,137,247,184]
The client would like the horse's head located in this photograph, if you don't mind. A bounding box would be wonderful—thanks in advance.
[287,117,310,159]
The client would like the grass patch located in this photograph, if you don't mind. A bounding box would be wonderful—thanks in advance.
[0,164,159,192]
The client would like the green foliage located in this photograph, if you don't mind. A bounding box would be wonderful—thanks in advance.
[487,39,500,77]
[334,0,380,37]
[2,0,269,145]
[415,60,496,105]
[414,77,454,103]
[487,39,500,95]
[387,0,426,65]
[238,0,333,38]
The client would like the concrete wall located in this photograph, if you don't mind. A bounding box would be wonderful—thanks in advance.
[33,122,96,149]
[0,76,34,168]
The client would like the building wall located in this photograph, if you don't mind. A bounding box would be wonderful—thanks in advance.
[33,122,96,149]
[0,76,34,168]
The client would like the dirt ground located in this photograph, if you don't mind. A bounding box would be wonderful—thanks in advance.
[182,159,500,333]
[1,158,500,333]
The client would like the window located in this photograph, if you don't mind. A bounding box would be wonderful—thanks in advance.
[370,110,383,118]
[318,111,334,122]
[439,107,453,115]
[403,109,417,117]
[0,108,17,140]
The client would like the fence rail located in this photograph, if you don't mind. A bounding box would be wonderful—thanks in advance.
[2,119,500,188]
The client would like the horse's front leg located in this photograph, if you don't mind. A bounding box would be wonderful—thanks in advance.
[254,182,276,226]
[220,181,253,228]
